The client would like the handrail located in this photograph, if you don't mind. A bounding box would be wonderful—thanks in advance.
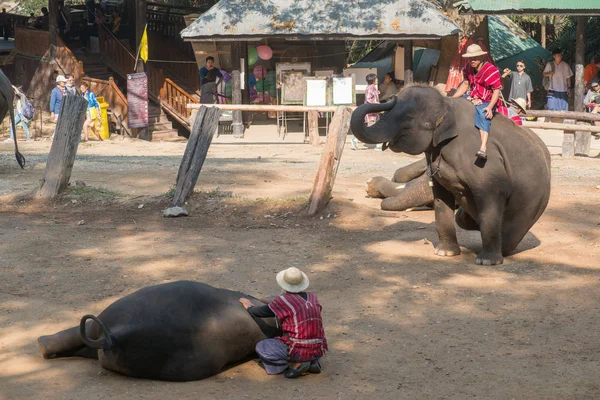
[163,78,199,120]
[98,24,135,78]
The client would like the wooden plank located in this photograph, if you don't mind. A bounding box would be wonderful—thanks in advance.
[36,96,88,199]
[574,17,586,113]
[522,121,600,133]
[307,111,320,146]
[172,106,220,206]
[307,106,352,216]
[524,110,600,122]
[574,121,592,157]
[562,119,575,159]
[188,104,340,112]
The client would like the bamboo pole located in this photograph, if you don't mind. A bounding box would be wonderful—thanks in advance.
[523,110,600,122]
[522,121,600,134]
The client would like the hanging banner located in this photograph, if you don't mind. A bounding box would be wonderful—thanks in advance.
[127,73,148,128]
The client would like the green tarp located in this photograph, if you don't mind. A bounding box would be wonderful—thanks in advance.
[464,0,600,14]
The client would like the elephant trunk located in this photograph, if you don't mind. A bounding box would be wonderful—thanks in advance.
[381,173,434,211]
[350,98,399,145]
[392,158,428,183]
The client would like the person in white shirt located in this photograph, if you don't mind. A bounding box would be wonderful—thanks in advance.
[543,49,573,111]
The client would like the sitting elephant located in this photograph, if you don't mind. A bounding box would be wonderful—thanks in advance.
[0,70,25,168]
[351,85,551,265]
[366,158,434,211]
[38,281,281,381]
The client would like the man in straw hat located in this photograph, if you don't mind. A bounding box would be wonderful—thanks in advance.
[240,267,328,379]
[451,43,503,160]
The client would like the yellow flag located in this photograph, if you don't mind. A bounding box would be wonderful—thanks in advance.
[140,27,148,63]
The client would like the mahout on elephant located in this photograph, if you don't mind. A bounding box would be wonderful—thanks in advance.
[365,158,434,211]
[0,69,25,168]
[351,85,551,265]
[37,281,281,381]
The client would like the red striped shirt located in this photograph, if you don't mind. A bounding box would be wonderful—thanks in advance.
[269,293,328,362]
[463,62,503,103]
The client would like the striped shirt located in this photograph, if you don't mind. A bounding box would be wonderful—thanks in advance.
[463,62,502,103]
[268,292,328,362]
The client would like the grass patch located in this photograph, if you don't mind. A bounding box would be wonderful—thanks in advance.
[200,187,235,198]
[253,196,308,206]
[164,185,177,198]
[67,186,123,200]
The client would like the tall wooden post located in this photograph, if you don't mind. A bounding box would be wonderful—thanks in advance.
[135,0,147,73]
[231,42,244,138]
[574,17,586,113]
[404,40,413,84]
[540,15,547,48]
[48,0,58,60]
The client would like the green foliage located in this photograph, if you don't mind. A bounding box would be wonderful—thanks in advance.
[347,40,384,65]
[16,0,86,15]
[548,16,600,63]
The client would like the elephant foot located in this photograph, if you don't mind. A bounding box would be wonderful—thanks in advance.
[366,176,403,199]
[434,243,461,257]
[475,253,504,266]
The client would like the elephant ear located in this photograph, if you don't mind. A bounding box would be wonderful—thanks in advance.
[432,103,457,148]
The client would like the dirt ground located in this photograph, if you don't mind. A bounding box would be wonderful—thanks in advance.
[1,127,600,400]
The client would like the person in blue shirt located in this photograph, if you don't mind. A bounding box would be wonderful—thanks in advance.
[199,56,223,104]
[80,82,103,141]
[49,75,69,140]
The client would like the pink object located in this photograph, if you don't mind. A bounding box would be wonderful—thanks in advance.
[253,65,267,80]
[256,45,273,61]
[256,92,270,104]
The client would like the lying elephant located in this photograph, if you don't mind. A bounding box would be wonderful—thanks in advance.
[351,85,551,265]
[0,70,25,168]
[366,158,434,211]
[37,281,281,381]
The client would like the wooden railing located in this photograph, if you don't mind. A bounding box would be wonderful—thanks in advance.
[98,25,135,79]
[162,78,199,124]
[81,76,129,128]
[55,35,84,80]
[15,26,50,58]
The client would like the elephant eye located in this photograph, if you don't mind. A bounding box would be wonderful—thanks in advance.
[422,122,434,130]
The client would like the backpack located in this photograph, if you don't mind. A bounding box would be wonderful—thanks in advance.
[542,61,555,91]
[22,99,34,120]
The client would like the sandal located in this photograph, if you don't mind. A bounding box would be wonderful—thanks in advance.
[284,362,310,379]
[309,360,322,374]
[476,150,487,160]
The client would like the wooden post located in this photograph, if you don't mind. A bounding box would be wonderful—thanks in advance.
[574,17,586,113]
[48,0,58,60]
[230,42,244,138]
[307,111,320,146]
[562,119,576,159]
[404,40,413,84]
[540,15,547,48]
[574,121,591,157]
[172,106,220,206]
[307,107,352,216]
[37,96,88,199]
[133,0,147,139]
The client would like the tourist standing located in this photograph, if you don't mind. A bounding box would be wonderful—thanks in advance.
[502,60,533,109]
[80,82,102,141]
[543,49,573,111]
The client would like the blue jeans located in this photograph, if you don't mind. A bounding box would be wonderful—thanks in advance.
[10,113,30,141]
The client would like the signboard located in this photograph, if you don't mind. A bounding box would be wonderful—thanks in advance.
[331,75,355,106]
[342,68,378,93]
[127,73,148,128]
[304,77,328,107]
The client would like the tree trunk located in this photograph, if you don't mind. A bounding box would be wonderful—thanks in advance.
[230,42,244,138]
[37,96,88,198]
[172,106,220,206]
[404,40,413,84]
[307,106,352,216]
[540,16,547,48]
[307,111,320,146]
[48,0,58,60]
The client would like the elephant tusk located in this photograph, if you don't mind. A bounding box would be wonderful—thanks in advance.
[395,184,406,190]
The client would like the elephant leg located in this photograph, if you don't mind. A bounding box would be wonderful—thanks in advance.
[392,158,428,183]
[432,180,460,257]
[381,173,434,211]
[500,201,545,256]
[366,176,406,199]
[474,196,506,265]
[38,320,98,359]
[455,207,480,231]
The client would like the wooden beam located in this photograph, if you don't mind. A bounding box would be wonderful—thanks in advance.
[522,121,600,133]
[307,106,352,216]
[404,40,413,84]
[48,0,58,60]
[195,50,230,55]
[230,41,244,138]
[188,104,340,112]
[36,96,88,199]
[135,0,147,73]
[524,110,600,122]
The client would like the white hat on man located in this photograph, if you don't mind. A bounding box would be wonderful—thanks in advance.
[462,44,488,58]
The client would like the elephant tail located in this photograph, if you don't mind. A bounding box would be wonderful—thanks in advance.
[1,90,25,168]
[79,314,116,350]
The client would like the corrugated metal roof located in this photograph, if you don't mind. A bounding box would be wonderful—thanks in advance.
[181,0,461,41]
[462,0,600,14]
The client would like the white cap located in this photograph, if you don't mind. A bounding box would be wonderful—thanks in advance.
[56,75,68,83]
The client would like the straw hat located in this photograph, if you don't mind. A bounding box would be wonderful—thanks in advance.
[56,75,68,83]
[462,44,487,58]
[509,97,527,114]
[276,267,309,293]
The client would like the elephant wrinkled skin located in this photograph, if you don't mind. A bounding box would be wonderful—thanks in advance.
[351,85,551,265]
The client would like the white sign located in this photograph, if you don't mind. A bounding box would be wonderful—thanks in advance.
[305,79,328,107]
[332,76,354,105]
[343,68,378,93]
